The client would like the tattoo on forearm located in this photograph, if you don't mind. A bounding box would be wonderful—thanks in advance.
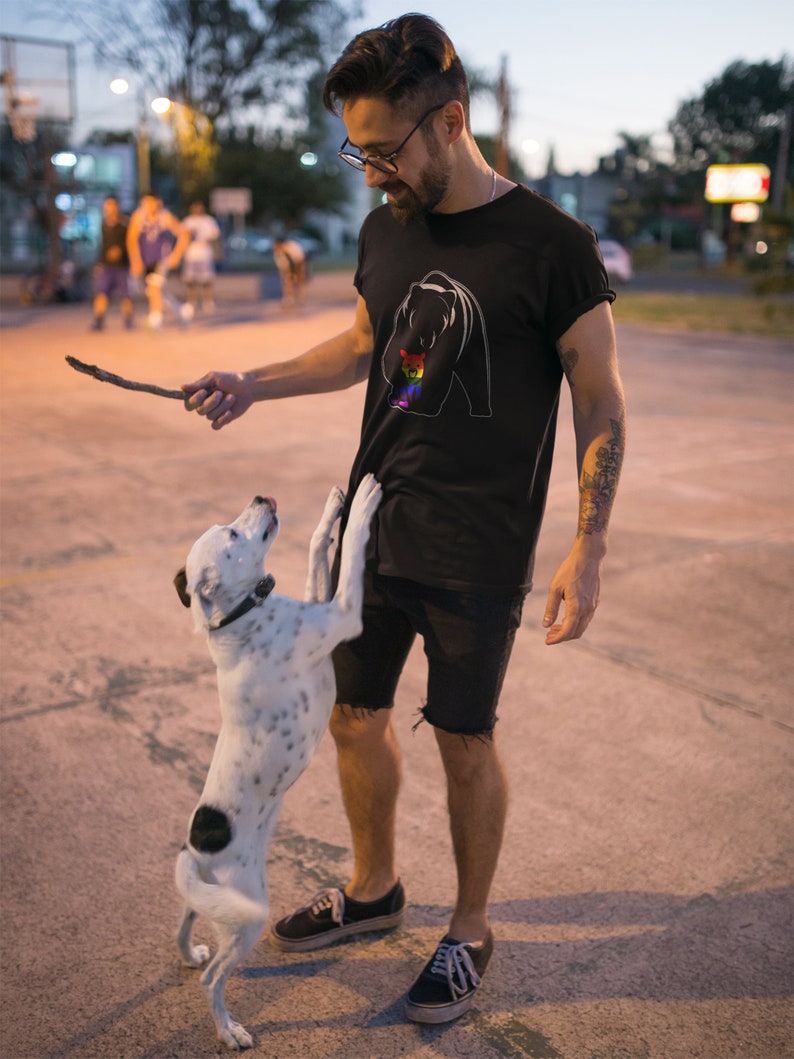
[558,344,579,383]
[578,415,625,536]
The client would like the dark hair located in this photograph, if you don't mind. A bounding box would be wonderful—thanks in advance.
[322,13,470,123]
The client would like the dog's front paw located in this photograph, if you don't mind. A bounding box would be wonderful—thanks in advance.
[349,474,382,529]
[219,1018,254,1050]
[183,943,210,968]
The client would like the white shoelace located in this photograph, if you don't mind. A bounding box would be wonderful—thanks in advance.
[286,887,345,925]
[430,940,483,999]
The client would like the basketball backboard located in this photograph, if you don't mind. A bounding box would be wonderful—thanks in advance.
[1,34,75,140]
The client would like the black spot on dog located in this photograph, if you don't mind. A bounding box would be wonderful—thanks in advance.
[190,805,232,853]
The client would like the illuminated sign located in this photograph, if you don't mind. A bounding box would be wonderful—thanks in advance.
[705,164,770,204]
[731,202,761,223]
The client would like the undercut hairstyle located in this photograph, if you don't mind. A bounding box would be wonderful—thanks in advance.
[322,13,471,127]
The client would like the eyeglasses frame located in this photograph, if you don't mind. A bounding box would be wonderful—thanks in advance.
[337,103,446,174]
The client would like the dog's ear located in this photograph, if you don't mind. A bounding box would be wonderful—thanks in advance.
[174,568,191,608]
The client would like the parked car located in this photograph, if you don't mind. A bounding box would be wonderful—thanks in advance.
[225,229,272,255]
[599,239,633,284]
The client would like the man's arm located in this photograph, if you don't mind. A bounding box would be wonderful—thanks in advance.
[126,211,144,276]
[182,294,374,430]
[164,212,191,269]
[544,300,626,644]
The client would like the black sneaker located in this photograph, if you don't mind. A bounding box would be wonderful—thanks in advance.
[270,880,405,953]
[405,930,494,1024]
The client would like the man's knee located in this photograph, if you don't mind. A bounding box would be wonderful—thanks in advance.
[434,726,501,783]
[329,703,390,748]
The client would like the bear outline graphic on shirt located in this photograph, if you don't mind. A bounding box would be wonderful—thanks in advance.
[382,271,491,417]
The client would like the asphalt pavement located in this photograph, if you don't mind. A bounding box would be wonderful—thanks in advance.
[1,271,792,1059]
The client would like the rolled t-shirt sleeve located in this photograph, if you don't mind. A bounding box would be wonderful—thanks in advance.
[545,221,615,342]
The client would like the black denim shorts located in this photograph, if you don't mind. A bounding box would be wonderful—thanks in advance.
[332,571,526,737]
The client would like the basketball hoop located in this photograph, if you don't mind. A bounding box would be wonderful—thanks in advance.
[2,35,72,143]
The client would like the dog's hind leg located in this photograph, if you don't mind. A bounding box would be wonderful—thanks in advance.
[200,919,264,1050]
[177,904,210,968]
[304,486,345,603]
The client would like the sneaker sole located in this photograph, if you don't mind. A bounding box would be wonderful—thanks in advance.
[270,907,405,953]
[404,992,476,1024]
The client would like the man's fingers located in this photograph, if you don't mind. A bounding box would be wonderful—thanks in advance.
[544,600,595,645]
[542,586,562,629]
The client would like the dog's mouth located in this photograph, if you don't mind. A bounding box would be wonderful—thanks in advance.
[252,496,278,541]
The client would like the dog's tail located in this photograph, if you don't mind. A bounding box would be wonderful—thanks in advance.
[175,850,267,925]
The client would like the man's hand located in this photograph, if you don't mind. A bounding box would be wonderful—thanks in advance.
[182,371,255,430]
[542,539,605,645]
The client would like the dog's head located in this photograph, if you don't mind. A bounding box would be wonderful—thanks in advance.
[174,495,279,631]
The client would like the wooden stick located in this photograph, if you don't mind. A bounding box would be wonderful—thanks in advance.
[65,356,188,400]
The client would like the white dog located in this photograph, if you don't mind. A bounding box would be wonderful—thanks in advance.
[172,474,381,1049]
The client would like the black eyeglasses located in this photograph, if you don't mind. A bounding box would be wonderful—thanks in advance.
[337,103,445,174]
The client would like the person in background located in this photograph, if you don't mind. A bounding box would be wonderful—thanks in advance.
[126,193,192,330]
[181,200,221,313]
[182,12,625,1026]
[272,235,307,309]
[91,196,133,331]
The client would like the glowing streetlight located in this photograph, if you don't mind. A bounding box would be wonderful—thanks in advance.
[151,96,172,115]
[108,76,151,195]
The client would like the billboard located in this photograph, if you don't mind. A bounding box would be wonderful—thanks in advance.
[705,164,771,204]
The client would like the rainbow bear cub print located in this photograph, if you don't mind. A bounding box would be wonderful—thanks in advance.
[390,350,426,410]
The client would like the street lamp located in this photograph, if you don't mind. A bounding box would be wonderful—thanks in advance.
[109,77,151,197]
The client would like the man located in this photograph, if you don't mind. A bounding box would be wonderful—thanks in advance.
[183,13,625,1025]
[271,235,307,308]
[126,193,192,330]
[91,196,133,331]
[181,200,221,313]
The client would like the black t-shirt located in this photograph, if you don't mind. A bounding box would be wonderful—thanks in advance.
[99,221,130,268]
[345,184,614,594]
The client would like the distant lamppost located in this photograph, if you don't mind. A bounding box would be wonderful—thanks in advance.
[109,77,151,197]
[151,97,217,203]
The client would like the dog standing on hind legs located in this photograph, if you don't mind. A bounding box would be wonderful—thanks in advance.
[172,474,381,1049]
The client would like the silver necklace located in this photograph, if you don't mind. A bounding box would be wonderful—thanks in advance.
[489,168,496,202]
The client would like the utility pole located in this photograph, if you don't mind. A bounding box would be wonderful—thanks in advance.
[495,55,510,178]
[772,103,791,213]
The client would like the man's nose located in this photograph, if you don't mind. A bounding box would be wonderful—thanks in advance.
[365,165,390,190]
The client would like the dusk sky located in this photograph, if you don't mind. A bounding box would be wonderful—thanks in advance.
[2,0,790,175]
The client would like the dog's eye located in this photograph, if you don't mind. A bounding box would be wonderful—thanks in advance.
[228,529,239,540]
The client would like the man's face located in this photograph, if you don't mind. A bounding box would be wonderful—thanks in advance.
[342,97,452,225]
[103,199,119,224]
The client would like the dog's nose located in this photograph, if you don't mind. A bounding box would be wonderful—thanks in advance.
[253,496,277,512]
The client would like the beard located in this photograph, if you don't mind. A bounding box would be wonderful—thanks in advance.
[383,142,452,225]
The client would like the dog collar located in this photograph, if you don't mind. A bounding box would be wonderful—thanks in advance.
[209,575,276,632]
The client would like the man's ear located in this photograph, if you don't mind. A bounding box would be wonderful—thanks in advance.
[174,568,191,608]
[441,100,466,145]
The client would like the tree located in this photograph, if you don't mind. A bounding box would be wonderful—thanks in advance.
[214,127,350,228]
[670,58,793,196]
[55,0,357,207]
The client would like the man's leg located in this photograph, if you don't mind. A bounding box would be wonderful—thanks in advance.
[92,290,108,329]
[329,704,402,901]
[270,703,405,953]
[403,726,507,1024]
[435,728,507,943]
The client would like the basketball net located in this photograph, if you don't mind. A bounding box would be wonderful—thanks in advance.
[9,109,37,143]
